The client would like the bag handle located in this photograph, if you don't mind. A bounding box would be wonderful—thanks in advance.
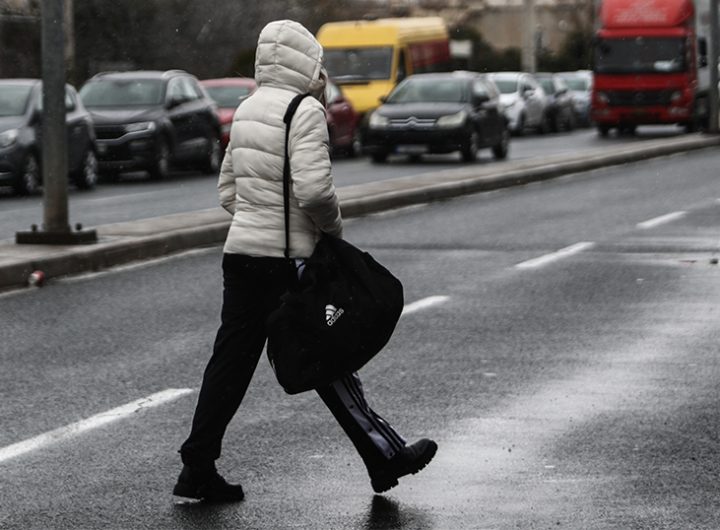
[282,93,311,259]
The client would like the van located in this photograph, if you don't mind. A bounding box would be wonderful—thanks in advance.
[317,17,451,115]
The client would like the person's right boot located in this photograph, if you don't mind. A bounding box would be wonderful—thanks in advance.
[369,438,438,493]
[172,464,245,502]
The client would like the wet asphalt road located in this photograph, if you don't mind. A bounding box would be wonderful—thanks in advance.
[0,125,687,242]
[1,148,719,528]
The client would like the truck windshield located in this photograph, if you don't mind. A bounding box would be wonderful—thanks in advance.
[594,37,686,74]
[324,47,393,83]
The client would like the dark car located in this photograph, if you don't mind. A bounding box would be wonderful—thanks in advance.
[0,79,98,195]
[79,70,221,180]
[534,73,576,132]
[200,77,257,148]
[363,71,510,163]
[325,80,361,157]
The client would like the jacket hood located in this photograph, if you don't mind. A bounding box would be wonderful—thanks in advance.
[254,20,324,94]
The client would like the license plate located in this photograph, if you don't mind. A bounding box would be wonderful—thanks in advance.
[396,145,427,155]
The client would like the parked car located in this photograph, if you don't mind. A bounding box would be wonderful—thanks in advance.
[488,71,548,135]
[363,71,510,163]
[557,70,593,126]
[534,73,576,132]
[200,77,257,148]
[325,80,361,157]
[0,79,98,195]
[79,70,221,180]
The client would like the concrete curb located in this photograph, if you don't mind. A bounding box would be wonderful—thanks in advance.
[2,134,719,291]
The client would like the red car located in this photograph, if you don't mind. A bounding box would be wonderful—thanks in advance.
[200,78,257,148]
[202,78,360,156]
[325,80,361,157]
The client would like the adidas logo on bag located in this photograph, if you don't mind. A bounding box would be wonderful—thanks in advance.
[325,304,344,326]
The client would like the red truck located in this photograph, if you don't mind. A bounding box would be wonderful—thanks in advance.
[592,0,712,136]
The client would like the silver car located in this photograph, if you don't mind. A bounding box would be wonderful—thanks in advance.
[488,72,549,135]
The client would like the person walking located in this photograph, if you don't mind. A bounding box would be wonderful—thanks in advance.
[173,19,437,502]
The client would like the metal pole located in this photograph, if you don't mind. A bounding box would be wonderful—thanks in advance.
[709,0,719,133]
[16,0,95,244]
[41,0,70,234]
[522,0,537,73]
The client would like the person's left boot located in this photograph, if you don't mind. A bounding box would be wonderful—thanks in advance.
[173,465,245,502]
[369,438,438,493]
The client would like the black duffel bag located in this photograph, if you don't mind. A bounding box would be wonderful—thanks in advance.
[265,93,404,394]
[266,233,404,394]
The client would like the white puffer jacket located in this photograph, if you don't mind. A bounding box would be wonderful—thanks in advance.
[218,20,343,258]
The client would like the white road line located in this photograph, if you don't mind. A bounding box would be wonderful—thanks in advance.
[402,295,450,316]
[636,211,686,230]
[0,388,194,464]
[515,242,595,270]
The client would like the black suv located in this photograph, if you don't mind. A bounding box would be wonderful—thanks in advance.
[363,71,510,163]
[79,70,221,180]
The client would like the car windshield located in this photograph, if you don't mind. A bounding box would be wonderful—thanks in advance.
[594,37,686,74]
[0,84,34,117]
[492,78,518,94]
[324,47,393,82]
[538,79,555,95]
[80,79,165,107]
[204,85,253,108]
[386,78,467,104]
[561,77,590,91]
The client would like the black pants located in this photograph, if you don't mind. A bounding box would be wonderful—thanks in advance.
[180,254,405,474]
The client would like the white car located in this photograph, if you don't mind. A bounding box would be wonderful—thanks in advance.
[488,72,548,135]
[557,70,593,126]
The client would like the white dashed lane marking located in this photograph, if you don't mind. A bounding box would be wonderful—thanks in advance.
[515,242,595,270]
[636,211,687,230]
[0,388,194,464]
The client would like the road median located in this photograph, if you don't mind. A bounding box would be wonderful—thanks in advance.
[2,133,718,291]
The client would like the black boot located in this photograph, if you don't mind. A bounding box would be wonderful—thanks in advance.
[369,438,438,493]
[173,465,245,502]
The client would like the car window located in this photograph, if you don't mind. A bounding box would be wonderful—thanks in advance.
[492,78,518,94]
[387,77,467,103]
[166,78,185,103]
[65,88,77,111]
[186,78,204,99]
[80,79,165,107]
[204,85,254,108]
[0,84,34,116]
[179,78,200,100]
[325,82,342,104]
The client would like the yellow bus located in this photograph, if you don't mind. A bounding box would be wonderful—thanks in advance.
[317,17,451,114]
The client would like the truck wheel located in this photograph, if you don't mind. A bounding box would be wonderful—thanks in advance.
[371,152,388,164]
[597,125,610,137]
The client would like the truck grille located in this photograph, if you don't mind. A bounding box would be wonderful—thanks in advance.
[606,90,672,106]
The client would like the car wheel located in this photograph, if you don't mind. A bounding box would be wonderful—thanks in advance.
[492,128,510,160]
[73,149,98,190]
[371,152,388,164]
[348,130,362,158]
[461,130,479,162]
[514,114,526,136]
[565,111,576,131]
[14,153,40,195]
[149,138,170,180]
[202,135,221,174]
[538,114,550,135]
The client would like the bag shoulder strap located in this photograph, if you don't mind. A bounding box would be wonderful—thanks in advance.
[282,93,311,259]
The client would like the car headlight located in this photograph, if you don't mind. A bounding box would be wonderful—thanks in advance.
[124,121,156,133]
[0,128,19,148]
[436,110,467,129]
[369,112,389,129]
